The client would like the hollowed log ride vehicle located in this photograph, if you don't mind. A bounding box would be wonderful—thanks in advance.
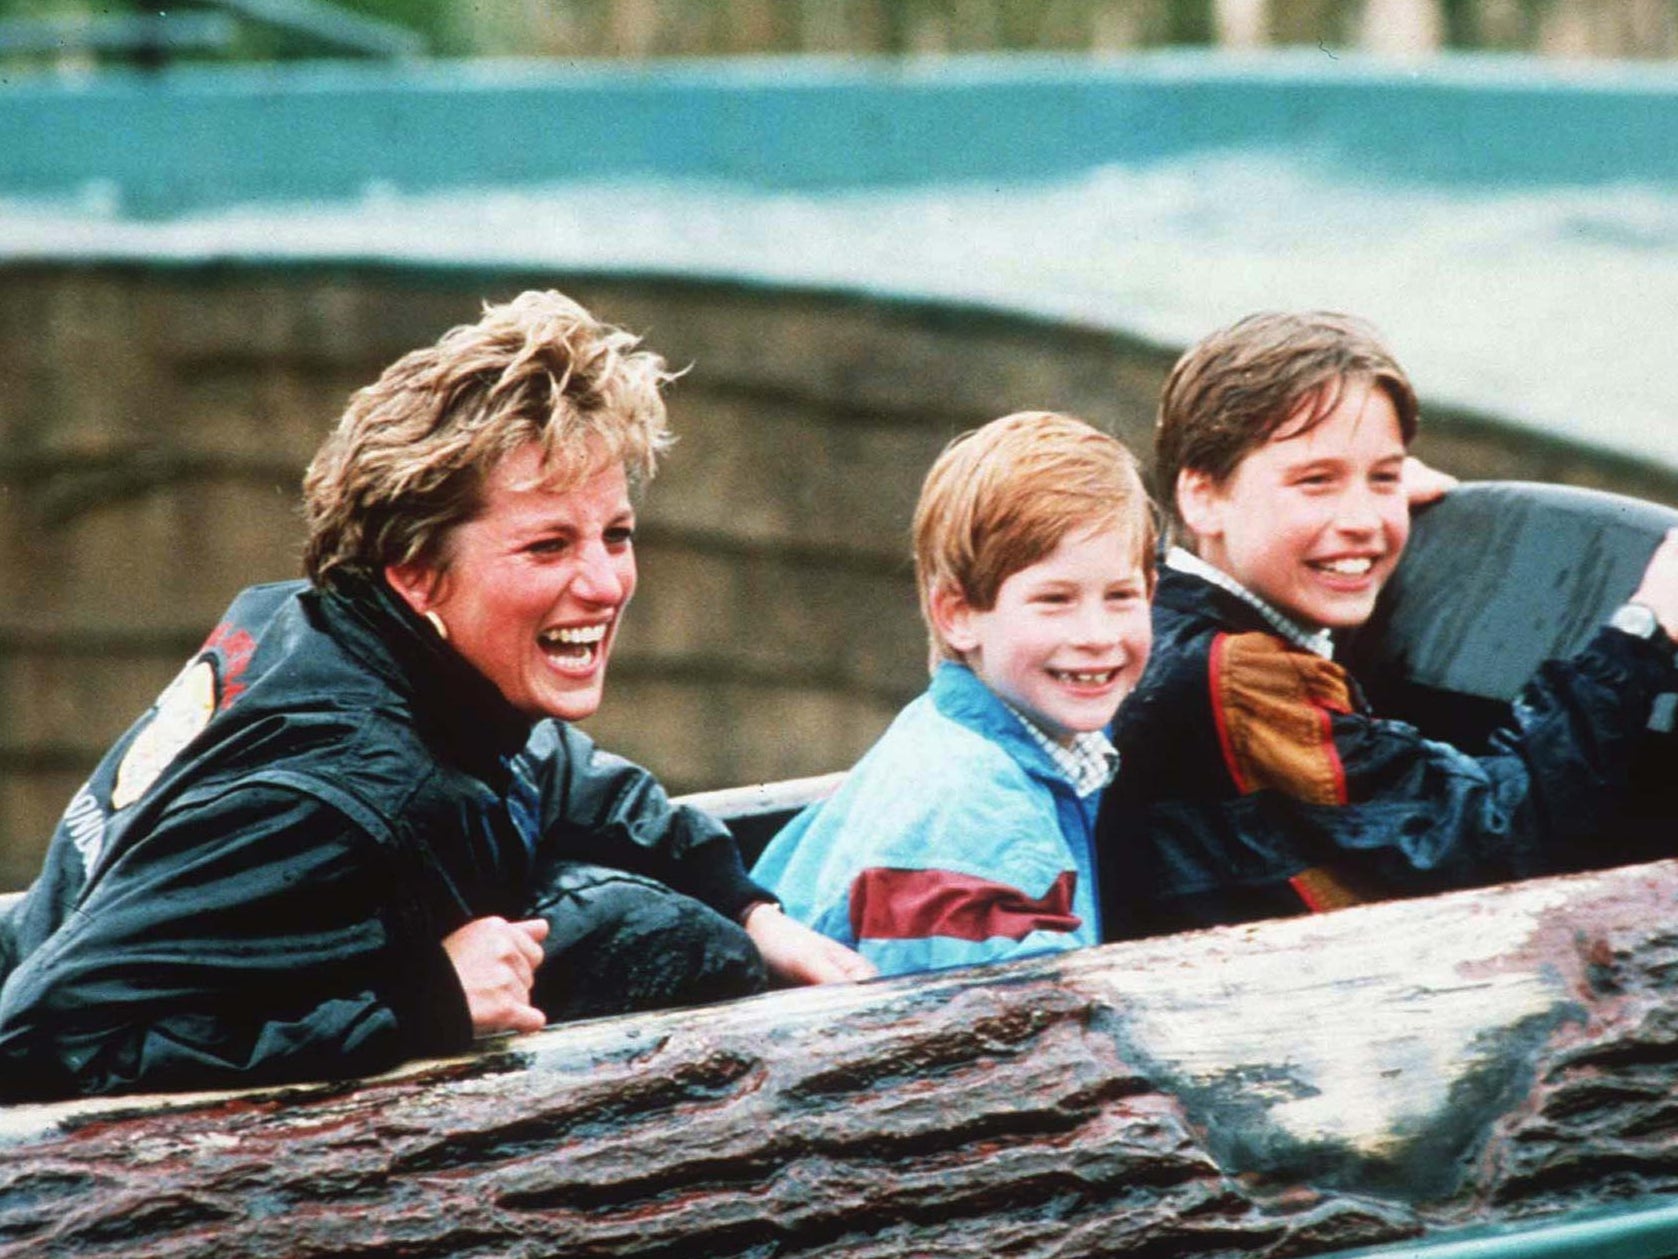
[3,481,1678,1259]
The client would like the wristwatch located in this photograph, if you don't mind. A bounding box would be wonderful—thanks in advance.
[1609,601,1667,643]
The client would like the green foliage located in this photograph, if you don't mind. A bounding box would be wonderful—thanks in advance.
[320,0,456,54]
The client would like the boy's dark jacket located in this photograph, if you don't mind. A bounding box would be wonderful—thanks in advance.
[1098,565,1678,940]
[0,575,765,1100]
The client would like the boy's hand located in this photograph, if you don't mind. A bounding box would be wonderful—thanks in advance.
[1402,456,1458,506]
[443,915,550,1037]
[1630,528,1678,645]
[742,902,878,985]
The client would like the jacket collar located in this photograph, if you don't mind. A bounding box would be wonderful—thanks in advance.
[1155,562,1306,643]
[928,661,1099,789]
[316,570,534,772]
[1164,548,1335,658]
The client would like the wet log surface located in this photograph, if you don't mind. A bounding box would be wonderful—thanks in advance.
[7,859,1678,1258]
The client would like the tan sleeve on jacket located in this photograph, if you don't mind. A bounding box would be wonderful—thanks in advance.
[1207,631,1373,912]
[1208,631,1355,805]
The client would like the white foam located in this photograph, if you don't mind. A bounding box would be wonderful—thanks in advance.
[5,152,1675,468]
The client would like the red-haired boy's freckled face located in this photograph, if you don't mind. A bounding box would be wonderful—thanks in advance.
[939,521,1153,744]
[1181,380,1410,631]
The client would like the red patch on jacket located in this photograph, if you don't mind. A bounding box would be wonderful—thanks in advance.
[850,868,1080,942]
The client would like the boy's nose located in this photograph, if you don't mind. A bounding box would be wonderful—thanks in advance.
[1335,487,1385,534]
[1069,606,1123,646]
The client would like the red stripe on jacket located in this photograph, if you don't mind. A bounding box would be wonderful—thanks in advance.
[849,868,1080,942]
[1208,633,1253,792]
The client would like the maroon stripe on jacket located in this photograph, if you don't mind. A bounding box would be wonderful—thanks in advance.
[849,868,1080,942]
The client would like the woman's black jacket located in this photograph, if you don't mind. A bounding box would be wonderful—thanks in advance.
[0,575,767,1100]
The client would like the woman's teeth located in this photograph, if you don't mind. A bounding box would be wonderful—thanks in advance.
[539,624,607,661]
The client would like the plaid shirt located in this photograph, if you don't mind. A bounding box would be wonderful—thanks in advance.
[1003,702,1120,798]
[1165,547,1335,659]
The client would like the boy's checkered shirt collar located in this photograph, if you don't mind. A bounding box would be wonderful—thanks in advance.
[1001,701,1119,798]
[1165,546,1336,659]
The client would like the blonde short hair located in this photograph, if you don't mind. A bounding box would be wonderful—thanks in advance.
[303,290,675,587]
[1156,311,1418,540]
[913,411,1156,665]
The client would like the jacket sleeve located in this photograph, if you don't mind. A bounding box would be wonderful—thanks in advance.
[1207,626,1678,884]
[0,891,21,988]
[840,862,1085,976]
[0,785,471,1100]
[513,721,768,920]
[798,772,1088,977]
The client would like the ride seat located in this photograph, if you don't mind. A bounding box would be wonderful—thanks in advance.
[1347,480,1678,864]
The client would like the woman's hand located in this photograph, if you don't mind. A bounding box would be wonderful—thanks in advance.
[742,902,878,986]
[1631,528,1678,644]
[1402,456,1459,506]
[442,916,550,1037]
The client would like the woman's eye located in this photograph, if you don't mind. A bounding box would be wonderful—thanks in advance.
[605,526,636,547]
[527,537,568,556]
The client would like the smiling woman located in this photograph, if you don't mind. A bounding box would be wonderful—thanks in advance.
[385,451,640,723]
[0,289,872,1102]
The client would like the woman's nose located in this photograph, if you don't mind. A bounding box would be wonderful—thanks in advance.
[572,542,627,603]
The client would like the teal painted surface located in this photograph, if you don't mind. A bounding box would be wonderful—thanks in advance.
[3,52,1677,216]
[1322,1198,1678,1259]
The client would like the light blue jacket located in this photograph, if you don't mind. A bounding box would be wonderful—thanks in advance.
[751,662,1102,976]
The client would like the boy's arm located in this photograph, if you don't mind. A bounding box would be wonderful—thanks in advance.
[1402,456,1458,505]
[841,858,1089,976]
[820,769,1096,976]
[1206,620,1677,883]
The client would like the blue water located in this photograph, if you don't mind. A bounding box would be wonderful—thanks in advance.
[5,149,1675,469]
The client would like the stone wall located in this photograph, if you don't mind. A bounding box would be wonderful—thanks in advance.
[3,261,1676,891]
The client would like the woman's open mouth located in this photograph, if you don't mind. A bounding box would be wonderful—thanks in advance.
[538,622,609,671]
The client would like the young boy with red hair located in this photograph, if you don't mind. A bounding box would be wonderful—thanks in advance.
[753,412,1155,975]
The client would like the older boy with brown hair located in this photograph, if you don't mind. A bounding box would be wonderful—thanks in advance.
[752,412,1155,975]
[1099,310,1678,939]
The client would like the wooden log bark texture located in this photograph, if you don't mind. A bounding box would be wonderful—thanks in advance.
[6,858,1678,1258]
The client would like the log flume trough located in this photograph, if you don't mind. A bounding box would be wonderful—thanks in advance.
[5,854,1678,1258]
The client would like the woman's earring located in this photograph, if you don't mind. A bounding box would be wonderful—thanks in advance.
[424,610,450,642]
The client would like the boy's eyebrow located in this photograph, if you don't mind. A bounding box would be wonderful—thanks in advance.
[1280,453,1348,473]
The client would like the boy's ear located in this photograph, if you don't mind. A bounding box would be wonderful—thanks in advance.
[928,581,980,656]
[1175,467,1225,545]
